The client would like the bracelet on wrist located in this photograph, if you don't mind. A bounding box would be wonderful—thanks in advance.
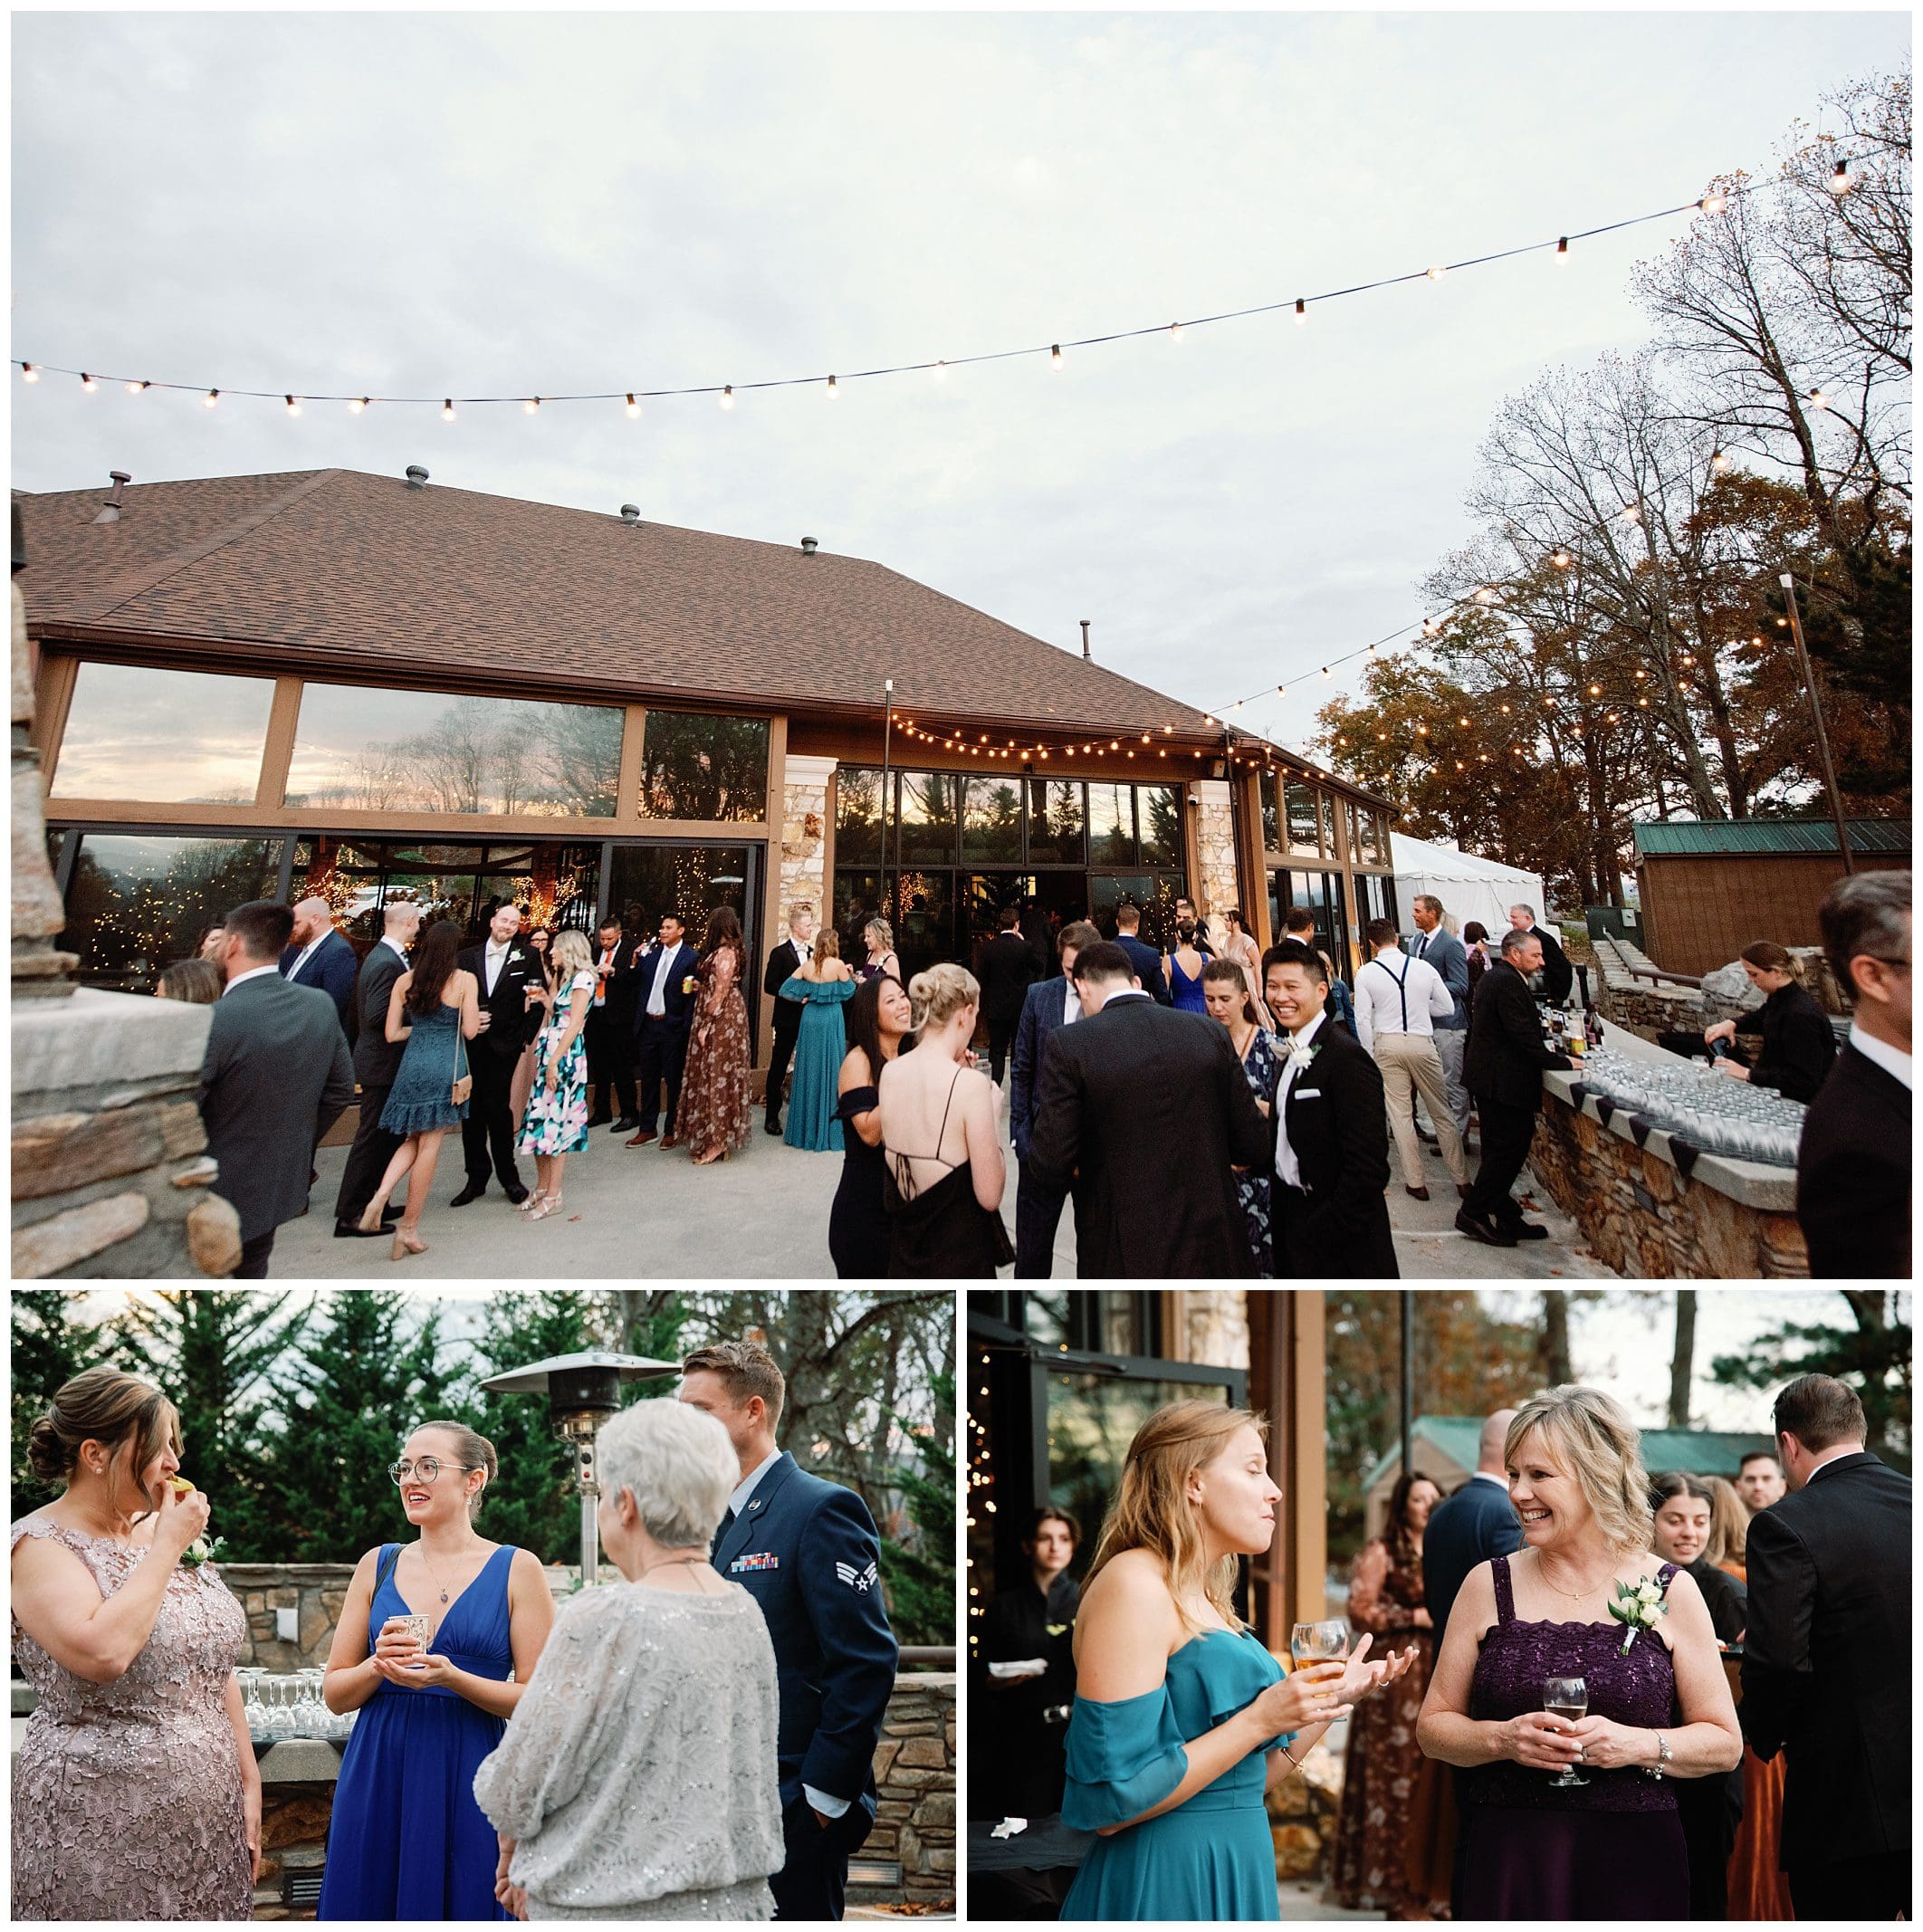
[1644,1729,1672,1779]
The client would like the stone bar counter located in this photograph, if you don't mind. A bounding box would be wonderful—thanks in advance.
[1528,1019,1807,1277]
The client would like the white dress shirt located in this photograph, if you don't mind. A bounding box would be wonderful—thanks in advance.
[483,939,511,996]
[285,933,327,982]
[645,945,678,1019]
[1353,948,1453,1054]
[380,933,411,964]
[1848,1024,1912,1090]
[1272,1010,1327,1191]
[223,963,280,997]
[1063,980,1080,1027]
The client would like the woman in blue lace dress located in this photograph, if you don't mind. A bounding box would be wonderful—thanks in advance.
[1417,1386,1743,1919]
[359,920,480,1261]
[780,930,857,1152]
[1202,959,1284,1276]
[1062,1401,1416,1920]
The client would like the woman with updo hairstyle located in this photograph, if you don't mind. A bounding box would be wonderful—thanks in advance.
[12,1366,259,1918]
[1417,1388,1743,1919]
[1061,1401,1415,1918]
[1693,940,1838,1102]
[318,1420,555,1920]
[474,1398,783,1920]
[875,961,1007,1276]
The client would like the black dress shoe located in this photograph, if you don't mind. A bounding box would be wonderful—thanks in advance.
[1405,1184,1431,1202]
[585,1112,612,1129]
[610,1117,638,1133]
[1455,1207,1517,1248]
[504,1184,531,1207]
[1504,1219,1553,1241]
[764,1116,784,1136]
[334,1219,395,1238]
[450,1183,487,1207]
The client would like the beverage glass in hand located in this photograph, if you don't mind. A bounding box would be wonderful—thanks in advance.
[1542,1676,1590,1787]
[1290,1619,1350,1703]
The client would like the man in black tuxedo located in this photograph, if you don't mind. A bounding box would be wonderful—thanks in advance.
[1110,902,1171,1004]
[453,902,539,1206]
[1507,902,1573,1005]
[279,894,359,1028]
[201,900,356,1277]
[1742,1373,1910,1921]
[584,915,640,1132]
[627,911,700,1149]
[1796,870,1909,1278]
[1027,941,1267,1277]
[331,898,421,1237]
[1009,919,1100,1277]
[978,904,1042,1087]
[1262,940,1398,1278]
[1459,926,1570,1247]
[761,902,815,1136]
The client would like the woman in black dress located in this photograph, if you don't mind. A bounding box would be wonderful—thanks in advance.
[975,1507,1082,1821]
[828,974,913,1277]
[875,963,1006,1277]
[1702,942,1837,1103]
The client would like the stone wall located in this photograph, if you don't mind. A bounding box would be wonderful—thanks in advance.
[1592,936,1841,1044]
[224,1564,359,1671]
[862,1672,956,1908]
[778,753,836,942]
[1191,779,1239,924]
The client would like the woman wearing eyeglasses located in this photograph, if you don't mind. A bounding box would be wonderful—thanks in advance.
[318,1422,555,1920]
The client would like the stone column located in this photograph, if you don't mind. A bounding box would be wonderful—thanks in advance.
[778,753,837,940]
[1191,779,1240,920]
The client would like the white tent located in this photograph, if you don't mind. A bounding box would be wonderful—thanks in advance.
[1391,832,1546,938]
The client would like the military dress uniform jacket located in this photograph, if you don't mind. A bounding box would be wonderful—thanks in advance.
[711,1451,900,1830]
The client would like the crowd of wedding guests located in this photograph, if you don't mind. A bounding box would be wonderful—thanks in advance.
[12,1339,898,1923]
[968,1372,1909,1924]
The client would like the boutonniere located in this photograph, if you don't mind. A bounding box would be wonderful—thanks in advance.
[1606,1574,1669,1652]
[1285,1037,1321,1069]
[181,1535,225,1571]
[1045,1621,1072,1638]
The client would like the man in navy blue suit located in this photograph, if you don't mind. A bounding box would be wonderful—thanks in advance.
[682,1340,899,1921]
[280,895,359,1029]
[1009,919,1100,1277]
[1110,902,1172,1004]
[627,911,700,1149]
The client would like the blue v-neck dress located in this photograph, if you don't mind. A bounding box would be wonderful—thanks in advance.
[318,1542,520,1921]
[1060,1628,1294,1921]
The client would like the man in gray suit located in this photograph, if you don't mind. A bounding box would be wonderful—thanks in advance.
[1409,894,1472,1144]
[202,899,356,1277]
[331,898,422,1238]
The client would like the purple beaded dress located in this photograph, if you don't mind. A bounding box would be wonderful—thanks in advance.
[1460,1554,1688,1919]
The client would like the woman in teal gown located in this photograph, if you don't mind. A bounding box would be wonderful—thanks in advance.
[780,932,856,1151]
[1060,1401,1418,1921]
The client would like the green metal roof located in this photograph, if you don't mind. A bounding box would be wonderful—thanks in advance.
[1362,1415,1776,1493]
[1634,818,1911,860]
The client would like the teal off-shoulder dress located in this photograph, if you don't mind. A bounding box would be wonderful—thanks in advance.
[779,972,855,1151]
[1061,1628,1294,1921]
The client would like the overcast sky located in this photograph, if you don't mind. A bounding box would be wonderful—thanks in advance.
[11,11,1907,756]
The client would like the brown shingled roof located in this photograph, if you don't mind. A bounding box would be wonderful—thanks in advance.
[14,467,1221,740]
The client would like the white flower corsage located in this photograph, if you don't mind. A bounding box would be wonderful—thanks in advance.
[180,1535,225,1570]
[1285,1038,1321,1069]
[1606,1574,1668,1653]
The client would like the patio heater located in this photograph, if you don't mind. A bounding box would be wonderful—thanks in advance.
[479,1351,678,1585]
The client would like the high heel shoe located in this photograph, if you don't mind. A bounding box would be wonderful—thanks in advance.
[528,1194,564,1220]
[390,1225,428,1260]
[358,1196,388,1234]
[517,1189,547,1214]
[692,1147,730,1167]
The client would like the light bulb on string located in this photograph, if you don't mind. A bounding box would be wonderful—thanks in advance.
[348,396,367,414]
[1427,264,1447,282]
[933,360,947,379]
[1555,236,1569,263]
[1712,450,1733,473]
[20,362,37,382]
[826,377,838,400]
[720,386,735,410]
[285,395,301,417]
[1294,299,1306,325]
[1553,550,1573,568]
[128,379,148,395]
[1620,502,1641,521]
[1829,158,1851,195]
[80,372,97,393]
[1321,666,1332,681]
[203,388,219,408]
[1049,344,1063,370]
[524,397,541,416]
[1808,388,1829,411]
[1698,191,1727,214]
[1169,321,1183,340]
[626,393,640,418]
[443,398,455,420]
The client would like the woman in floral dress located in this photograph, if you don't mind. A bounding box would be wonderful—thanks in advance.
[1201,958,1285,1276]
[515,928,595,1220]
[1333,1469,1446,1917]
[680,906,753,1164]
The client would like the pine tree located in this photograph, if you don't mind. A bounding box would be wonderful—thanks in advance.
[11,1290,111,1513]
[877,1371,956,1646]
[263,1291,459,1563]
[117,1290,311,1559]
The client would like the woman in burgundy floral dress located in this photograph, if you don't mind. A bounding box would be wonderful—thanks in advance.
[1332,1471,1447,1915]
[1417,1387,1743,1919]
[678,906,753,1164]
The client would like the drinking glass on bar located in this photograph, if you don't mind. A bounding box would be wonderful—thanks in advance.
[1542,1675,1590,1788]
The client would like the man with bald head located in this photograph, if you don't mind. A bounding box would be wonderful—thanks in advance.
[280,894,359,1028]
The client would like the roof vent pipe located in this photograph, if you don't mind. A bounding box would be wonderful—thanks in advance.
[404,465,429,489]
[800,536,818,556]
[91,470,131,524]
[620,504,640,524]
[1080,619,1092,661]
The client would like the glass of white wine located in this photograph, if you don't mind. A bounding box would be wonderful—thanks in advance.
[1542,1675,1589,1788]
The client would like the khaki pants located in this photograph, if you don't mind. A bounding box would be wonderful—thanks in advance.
[1376,1033,1469,1186]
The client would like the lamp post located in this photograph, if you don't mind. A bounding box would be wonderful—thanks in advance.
[1777,573,1854,875]
[479,1351,678,1585]
[880,676,895,923]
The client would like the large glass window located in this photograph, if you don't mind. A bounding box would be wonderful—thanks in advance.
[962,777,1024,864]
[638,712,768,821]
[53,663,276,804]
[1026,781,1086,866]
[898,773,959,866]
[1319,791,1340,860]
[62,833,284,991]
[835,766,885,864]
[1261,774,1280,853]
[1284,779,1321,856]
[1359,872,1399,930]
[292,837,603,940]
[1356,806,1386,865]
[285,683,622,818]
[1087,784,1138,866]
[1137,785,1182,867]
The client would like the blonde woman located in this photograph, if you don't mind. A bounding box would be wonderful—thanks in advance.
[1061,1401,1415,1919]
[515,928,597,1219]
[875,963,1005,1276]
[778,927,856,1152]
[1416,1387,1742,1919]
[858,917,902,985]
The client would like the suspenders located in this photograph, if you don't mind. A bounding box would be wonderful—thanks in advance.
[1370,954,1411,1031]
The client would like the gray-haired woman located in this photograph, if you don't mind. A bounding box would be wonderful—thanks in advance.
[474,1400,783,1920]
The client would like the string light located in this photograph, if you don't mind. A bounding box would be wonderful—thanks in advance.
[1552,550,1573,568]
[1698,191,1727,215]
[524,397,541,416]
[127,379,148,395]
[1426,264,1447,282]
[348,396,367,413]
[720,386,734,410]
[1555,236,1569,263]
[442,398,455,420]
[1295,299,1306,325]
[1808,388,1829,411]
[825,377,838,399]
[1169,321,1183,340]
[203,388,218,408]
[284,395,301,417]
[1049,344,1063,369]
[1829,158,1851,195]
[626,392,641,417]
[20,362,38,382]
[80,372,97,393]
[1711,450,1733,473]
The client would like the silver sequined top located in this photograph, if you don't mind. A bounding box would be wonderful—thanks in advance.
[474,1579,783,1915]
